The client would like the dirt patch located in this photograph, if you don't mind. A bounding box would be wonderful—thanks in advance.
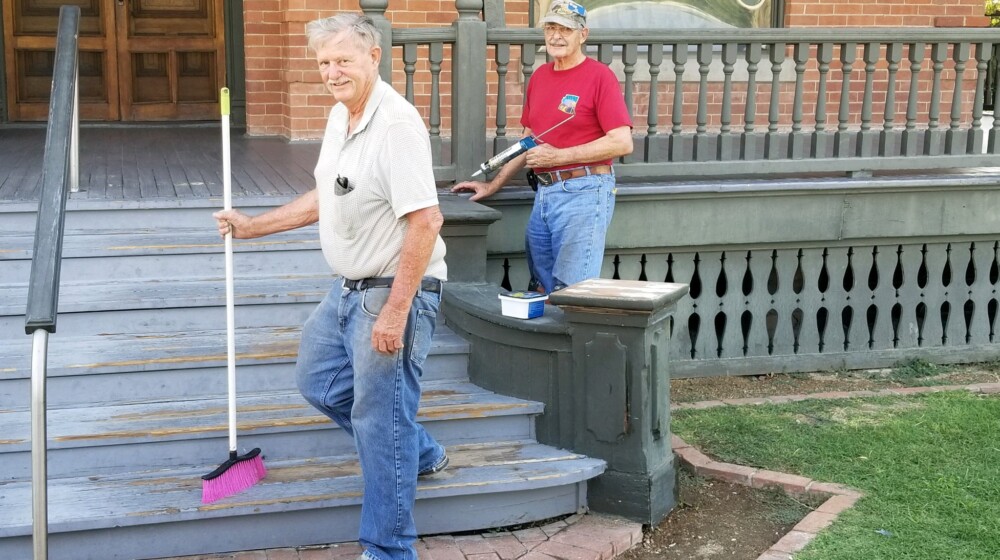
[620,470,823,560]
[636,362,999,560]
[670,363,1000,404]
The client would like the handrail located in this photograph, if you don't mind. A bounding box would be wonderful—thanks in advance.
[380,0,1000,180]
[479,27,1000,178]
[23,6,81,560]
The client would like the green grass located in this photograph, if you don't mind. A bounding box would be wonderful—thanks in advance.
[671,391,1000,559]
[888,358,949,382]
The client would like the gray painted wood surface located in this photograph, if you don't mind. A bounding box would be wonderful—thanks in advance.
[0,441,601,560]
[0,199,605,558]
[474,174,1000,377]
[0,127,319,202]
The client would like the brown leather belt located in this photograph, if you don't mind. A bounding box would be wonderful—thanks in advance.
[535,164,613,186]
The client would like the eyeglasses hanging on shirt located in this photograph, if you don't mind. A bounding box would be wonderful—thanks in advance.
[335,175,353,196]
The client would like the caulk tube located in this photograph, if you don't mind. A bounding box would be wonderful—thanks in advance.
[471,136,538,178]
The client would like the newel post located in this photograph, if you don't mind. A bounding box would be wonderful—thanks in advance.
[360,0,393,81]
[452,0,488,179]
[549,279,690,525]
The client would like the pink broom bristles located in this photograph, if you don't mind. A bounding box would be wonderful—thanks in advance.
[202,448,267,504]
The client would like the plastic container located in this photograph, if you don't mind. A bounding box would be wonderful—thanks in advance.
[498,291,548,319]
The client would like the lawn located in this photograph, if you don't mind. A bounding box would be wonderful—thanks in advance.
[671,390,1000,559]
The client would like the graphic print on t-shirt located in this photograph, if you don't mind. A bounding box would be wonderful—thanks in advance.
[558,94,579,115]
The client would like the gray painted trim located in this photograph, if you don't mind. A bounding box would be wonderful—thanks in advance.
[0,5,7,123]
[488,28,1000,42]
[224,0,247,126]
[467,175,1000,377]
[25,6,79,333]
[773,0,786,28]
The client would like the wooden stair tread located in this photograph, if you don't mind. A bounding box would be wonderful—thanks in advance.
[1,273,334,316]
[0,227,321,261]
[0,440,604,537]
[0,324,469,378]
[0,381,544,452]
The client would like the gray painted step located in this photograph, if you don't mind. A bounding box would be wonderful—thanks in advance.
[0,325,470,407]
[0,197,300,235]
[0,273,332,334]
[0,227,326,285]
[0,381,544,481]
[0,440,605,560]
[2,197,606,557]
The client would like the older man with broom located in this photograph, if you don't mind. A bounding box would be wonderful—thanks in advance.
[212,13,449,560]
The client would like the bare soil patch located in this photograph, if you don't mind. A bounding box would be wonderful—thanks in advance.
[670,363,1000,404]
[624,362,1000,560]
[620,470,824,560]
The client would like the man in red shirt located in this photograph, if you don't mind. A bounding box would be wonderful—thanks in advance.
[453,0,633,293]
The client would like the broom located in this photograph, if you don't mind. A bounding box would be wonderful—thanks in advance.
[202,87,266,504]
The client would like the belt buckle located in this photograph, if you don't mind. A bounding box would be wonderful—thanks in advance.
[422,278,441,293]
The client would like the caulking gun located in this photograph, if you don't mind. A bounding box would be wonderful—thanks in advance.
[470,104,577,178]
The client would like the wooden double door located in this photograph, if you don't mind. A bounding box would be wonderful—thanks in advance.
[3,0,225,121]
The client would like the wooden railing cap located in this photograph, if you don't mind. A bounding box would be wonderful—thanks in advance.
[549,278,689,312]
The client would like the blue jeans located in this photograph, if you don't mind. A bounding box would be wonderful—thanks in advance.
[526,173,616,293]
[295,277,446,560]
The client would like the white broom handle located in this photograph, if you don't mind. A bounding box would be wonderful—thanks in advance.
[221,88,238,453]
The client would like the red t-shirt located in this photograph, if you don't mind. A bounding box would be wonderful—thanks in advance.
[521,57,632,173]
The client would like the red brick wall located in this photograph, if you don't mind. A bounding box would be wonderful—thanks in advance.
[245,0,522,138]
[786,0,984,28]
[244,0,989,139]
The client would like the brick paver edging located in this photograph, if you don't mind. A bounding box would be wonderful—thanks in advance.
[176,512,644,560]
[169,383,1000,560]
[672,433,864,560]
[670,382,1000,559]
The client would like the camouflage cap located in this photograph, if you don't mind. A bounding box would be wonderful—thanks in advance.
[540,0,587,30]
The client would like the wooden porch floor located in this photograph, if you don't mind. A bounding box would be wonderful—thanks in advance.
[0,125,320,202]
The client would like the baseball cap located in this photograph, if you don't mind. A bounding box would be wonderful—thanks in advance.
[540,0,587,30]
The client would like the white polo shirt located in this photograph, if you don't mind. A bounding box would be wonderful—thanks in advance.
[314,78,447,281]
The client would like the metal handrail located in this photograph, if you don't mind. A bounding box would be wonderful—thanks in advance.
[23,5,81,559]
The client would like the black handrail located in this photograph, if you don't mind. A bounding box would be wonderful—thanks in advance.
[24,5,80,335]
[24,6,79,559]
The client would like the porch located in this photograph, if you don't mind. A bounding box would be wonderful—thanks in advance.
[4,119,1000,374]
[5,3,1000,557]
[0,126,316,203]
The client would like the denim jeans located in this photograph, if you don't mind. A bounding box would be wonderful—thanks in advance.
[295,277,446,560]
[525,172,616,293]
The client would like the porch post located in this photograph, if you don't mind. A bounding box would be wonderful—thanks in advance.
[360,0,393,81]
[549,279,689,525]
[451,0,488,180]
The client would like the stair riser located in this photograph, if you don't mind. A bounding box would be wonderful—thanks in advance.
[0,203,293,235]
[0,415,537,481]
[0,483,586,560]
[3,249,330,286]
[1,302,318,335]
[0,352,470,409]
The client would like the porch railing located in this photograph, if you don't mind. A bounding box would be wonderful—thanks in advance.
[363,0,1000,182]
[24,5,80,559]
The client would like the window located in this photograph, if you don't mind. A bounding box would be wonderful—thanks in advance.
[533,0,781,30]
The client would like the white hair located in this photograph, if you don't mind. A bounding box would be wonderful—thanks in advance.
[305,14,381,53]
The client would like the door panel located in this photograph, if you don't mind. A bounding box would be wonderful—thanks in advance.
[117,0,224,120]
[4,0,118,120]
[3,0,223,121]
[13,0,104,36]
